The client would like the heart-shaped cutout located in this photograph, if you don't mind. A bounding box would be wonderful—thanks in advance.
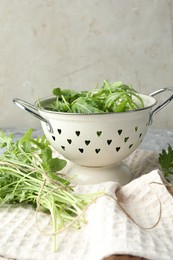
[129,144,133,149]
[95,148,101,154]
[67,139,72,144]
[118,129,122,135]
[116,147,120,152]
[61,146,65,151]
[96,131,102,137]
[85,140,90,145]
[57,129,62,134]
[124,137,129,143]
[75,131,80,136]
[107,140,112,145]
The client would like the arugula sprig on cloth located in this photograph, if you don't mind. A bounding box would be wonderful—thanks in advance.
[0,129,98,250]
[159,144,173,182]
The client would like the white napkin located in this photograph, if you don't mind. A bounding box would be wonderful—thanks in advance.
[0,150,173,260]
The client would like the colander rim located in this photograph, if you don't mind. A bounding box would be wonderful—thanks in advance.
[35,94,157,115]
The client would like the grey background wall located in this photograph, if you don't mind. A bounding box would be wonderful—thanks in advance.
[0,0,173,129]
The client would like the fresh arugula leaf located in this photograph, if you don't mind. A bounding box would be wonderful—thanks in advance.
[71,97,103,114]
[0,130,14,149]
[159,144,173,182]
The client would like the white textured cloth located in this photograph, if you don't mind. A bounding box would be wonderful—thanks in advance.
[0,150,173,260]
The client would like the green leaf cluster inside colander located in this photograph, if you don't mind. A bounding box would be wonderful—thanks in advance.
[44,80,144,113]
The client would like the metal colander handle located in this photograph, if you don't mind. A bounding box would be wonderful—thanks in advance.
[13,98,53,133]
[149,88,173,125]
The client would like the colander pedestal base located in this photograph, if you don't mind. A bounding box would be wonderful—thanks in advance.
[66,161,133,185]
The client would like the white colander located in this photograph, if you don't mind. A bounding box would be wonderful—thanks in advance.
[13,88,173,185]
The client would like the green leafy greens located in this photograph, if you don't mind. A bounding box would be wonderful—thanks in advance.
[0,129,99,250]
[44,80,144,113]
[159,144,173,182]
